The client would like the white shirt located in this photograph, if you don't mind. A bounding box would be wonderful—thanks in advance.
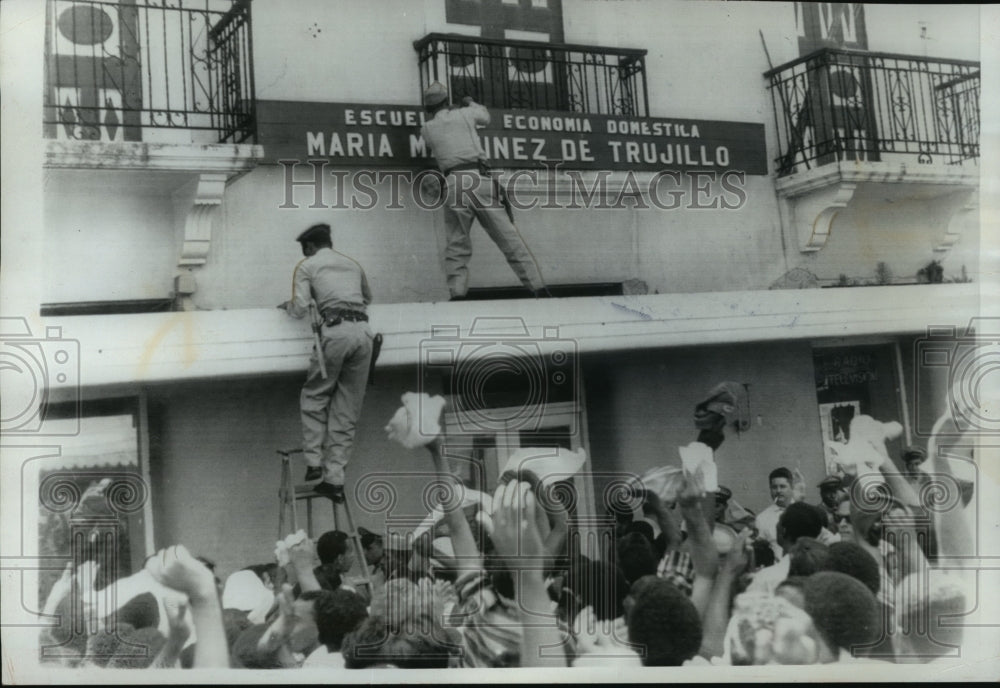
[754,503,785,559]
[746,555,791,595]
[303,645,346,668]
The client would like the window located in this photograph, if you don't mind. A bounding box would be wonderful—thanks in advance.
[442,400,596,529]
[36,397,152,603]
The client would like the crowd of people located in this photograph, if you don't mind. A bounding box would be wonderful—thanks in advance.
[39,389,974,672]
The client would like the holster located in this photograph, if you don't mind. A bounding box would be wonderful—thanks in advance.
[368,333,384,386]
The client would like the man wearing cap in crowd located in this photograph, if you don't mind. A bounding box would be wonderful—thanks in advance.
[816,475,846,532]
[419,82,550,300]
[902,445,932,492]
[714,485,756,533]
[280,223,374,503]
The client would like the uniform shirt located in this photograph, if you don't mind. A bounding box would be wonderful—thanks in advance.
[286,247,371,319]
[420,103,490,173]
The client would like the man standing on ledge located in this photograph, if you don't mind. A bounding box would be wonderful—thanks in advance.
[280,223,373,503]
[419,82,550,300]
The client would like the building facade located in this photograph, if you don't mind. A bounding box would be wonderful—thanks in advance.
[1,2,993,665]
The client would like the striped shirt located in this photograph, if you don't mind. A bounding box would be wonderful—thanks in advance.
[451,570,575,667]
[657,549,695,596]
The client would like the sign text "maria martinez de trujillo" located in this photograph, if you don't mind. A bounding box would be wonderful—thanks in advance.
[257,101,768,174]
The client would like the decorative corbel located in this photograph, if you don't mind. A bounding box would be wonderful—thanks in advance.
[795,180,858,252]
[177,172,227,267]
[935,189,977,252]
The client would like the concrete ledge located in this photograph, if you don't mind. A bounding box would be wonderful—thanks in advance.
[44,140,264,174]
[38,284,981,390]
[776,160,979,198]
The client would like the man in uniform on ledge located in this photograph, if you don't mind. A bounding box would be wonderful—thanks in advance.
[419,81,550,300]
[280,223,374,503]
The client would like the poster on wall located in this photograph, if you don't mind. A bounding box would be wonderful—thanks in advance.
[817,400,861,476]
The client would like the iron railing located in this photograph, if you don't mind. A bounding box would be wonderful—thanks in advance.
[415,33,649,117]
[766,48,979,176]
[44,0,255,144]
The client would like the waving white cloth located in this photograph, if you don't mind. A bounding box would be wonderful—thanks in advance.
[385,392,447,448]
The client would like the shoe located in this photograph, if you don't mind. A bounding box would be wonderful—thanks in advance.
[449,294,468,302]
[314,481,346,504]
[304,466,323,482]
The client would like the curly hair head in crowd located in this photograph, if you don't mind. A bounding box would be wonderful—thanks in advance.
[822,541,881,595]
[624,520,656,547]
[105,626,168,669]
[313,588,369,652]
[317,530,350,565]
[803,571,880,657]
[777,502,825,550]
[751,539,776,570]
[341,615,453,669]
[82,622,137,668]
[617,532,659,585]
[560,556,629,624]
[627,578,702,666]
[788,537,831,577]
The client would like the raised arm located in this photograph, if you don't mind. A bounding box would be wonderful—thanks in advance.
[678,472,720,618]
[462,97,490,126]
[145,544,228,668]
[699,528,751,659]
[491,481,568,667]
[427,436,482,572]
[927,410,976,562]
[287,536,322,593]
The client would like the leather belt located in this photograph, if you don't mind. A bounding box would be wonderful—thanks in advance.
[444,161,483,175]
[322,309,369,326]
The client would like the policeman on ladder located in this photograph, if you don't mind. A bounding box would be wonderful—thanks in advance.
[279,223,374,503]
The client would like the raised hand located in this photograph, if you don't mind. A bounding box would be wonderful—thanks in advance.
[145,544,217,603]
[678,469,707,509]
[722,528,753,576]
[287,535,318,572]
[164,597,190,644]
[491,481,546,572]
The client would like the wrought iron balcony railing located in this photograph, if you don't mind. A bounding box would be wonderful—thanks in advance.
[44,0,255,145]
[766,48,979,176]
[414,33,649,117]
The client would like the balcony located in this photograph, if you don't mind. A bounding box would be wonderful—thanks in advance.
[765,48,980,253]
[766,48,979,176]
[414,33,648,117]
[44,0,256,145]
